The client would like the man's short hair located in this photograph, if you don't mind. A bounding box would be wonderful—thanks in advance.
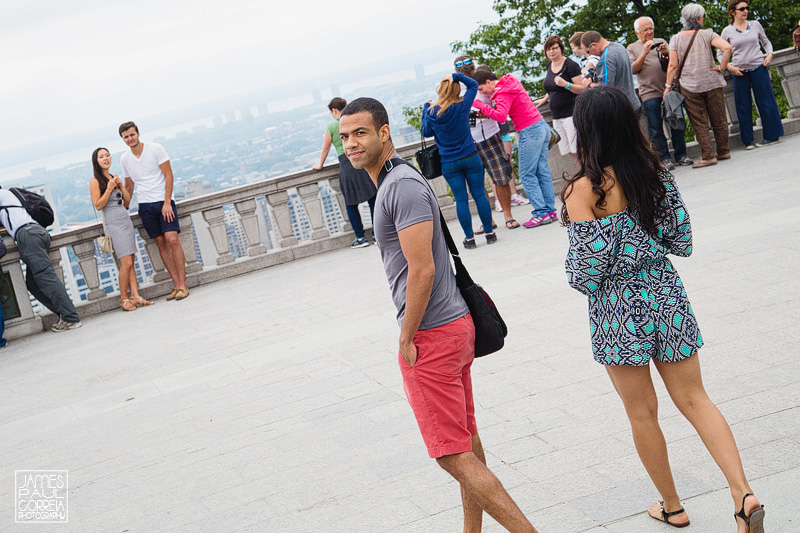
[328,97,347,112]
[544,35,566,55]
[340,97,389,132]
[581,31,603,48]
[472,66,497,86]
[569,32,585,49]
[634,16,654,31]
[119,121,138,136]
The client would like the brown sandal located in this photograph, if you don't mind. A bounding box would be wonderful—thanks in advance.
[130,296,154,307]
[120,299,137,312]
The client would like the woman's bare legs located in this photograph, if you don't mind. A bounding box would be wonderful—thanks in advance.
[605,364,689,525]
[654,354,761,531]
[118,255,134,300]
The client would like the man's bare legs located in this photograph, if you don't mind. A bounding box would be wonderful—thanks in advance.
[607,355,761,530]
[154,231,187,291]
[654,355,761,532]
[436,432,537,532]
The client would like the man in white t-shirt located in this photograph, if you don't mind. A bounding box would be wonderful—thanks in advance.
[119,121,188,300]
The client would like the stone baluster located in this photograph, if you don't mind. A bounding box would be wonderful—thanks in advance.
[202,207,235,265]
[47,247,65,285]
[266,190,298,248]
[137,227,171,282]
[72,241,106,300]
[176,213,203,274]
[722,73,740,134]
[327,176,352,233]
[298,183,330,240]
[776,59,800,118]
[430,176,454,208]
[234,199,267,256]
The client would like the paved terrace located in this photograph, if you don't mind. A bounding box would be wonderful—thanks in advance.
[1,135,798,532]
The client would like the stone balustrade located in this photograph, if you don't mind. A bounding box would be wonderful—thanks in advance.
[0,144,452,339]
[2,48,799,339]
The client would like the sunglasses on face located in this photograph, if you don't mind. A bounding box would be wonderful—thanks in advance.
[735,6,748,11]
[454,58,472,68]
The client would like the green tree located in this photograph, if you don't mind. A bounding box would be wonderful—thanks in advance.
[453,0,800,91]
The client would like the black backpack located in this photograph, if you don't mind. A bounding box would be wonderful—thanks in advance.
[1,187,55,229]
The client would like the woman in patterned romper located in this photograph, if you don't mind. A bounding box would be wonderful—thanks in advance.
[562,87,764,532]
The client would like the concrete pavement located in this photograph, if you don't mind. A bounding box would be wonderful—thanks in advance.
[1,135,798,532]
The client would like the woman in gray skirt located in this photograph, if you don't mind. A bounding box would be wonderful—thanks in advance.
[90,147,153,311]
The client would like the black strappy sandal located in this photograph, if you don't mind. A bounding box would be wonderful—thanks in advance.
[735,493,765,533]
[650,501,690,528]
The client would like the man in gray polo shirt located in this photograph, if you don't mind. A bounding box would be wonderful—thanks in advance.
[339,98,537,532]
[583,30,642,115]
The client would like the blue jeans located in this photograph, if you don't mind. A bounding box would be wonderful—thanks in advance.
[643,97,687,161]
[517,120,555,217]
[442,152,493,240]
[734,65,784,145]
[345,196,376,240]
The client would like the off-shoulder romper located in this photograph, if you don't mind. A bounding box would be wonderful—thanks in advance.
[565,173,703,366]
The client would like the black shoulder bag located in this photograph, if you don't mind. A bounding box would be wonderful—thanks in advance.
[414,132,442,180]
[386,158,508,357]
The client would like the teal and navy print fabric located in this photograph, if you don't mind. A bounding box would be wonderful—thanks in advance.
[565,172,703,365]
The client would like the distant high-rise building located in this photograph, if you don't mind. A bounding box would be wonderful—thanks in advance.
[212,116,223,129]
[415,64,426,81]
[224,207,248,258]
[287,190,311,241]
[330,84,341,98]
[312,87,322,104]
[225,110,236,123]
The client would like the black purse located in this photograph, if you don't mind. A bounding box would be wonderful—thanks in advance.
[414,133,442,180]
[393,158,507,356]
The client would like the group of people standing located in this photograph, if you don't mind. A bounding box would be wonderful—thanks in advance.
[0,120,192,344]
[336,83,766,531]
[89,122,190,312]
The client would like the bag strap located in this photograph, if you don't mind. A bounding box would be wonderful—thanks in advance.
[383,156,476,288]
[674,30,700,88]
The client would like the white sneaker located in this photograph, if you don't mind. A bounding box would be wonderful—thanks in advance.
[511,194,529,206]
[495,200,502,212]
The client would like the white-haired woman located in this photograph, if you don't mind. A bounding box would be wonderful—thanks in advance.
[664,4,733,168]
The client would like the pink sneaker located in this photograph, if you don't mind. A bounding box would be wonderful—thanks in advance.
[523,212,556,228]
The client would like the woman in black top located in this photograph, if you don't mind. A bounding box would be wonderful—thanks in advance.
[534,35,586,161]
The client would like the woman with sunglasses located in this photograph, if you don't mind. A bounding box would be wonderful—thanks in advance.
[421,73,496,248]
[721,0,784,149]
[90,147,153,311]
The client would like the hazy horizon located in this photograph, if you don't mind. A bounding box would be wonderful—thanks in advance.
[2,0,498,163]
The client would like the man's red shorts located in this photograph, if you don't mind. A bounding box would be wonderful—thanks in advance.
[399,313,477,458]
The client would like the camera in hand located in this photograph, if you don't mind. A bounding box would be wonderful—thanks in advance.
[469,111,479,127]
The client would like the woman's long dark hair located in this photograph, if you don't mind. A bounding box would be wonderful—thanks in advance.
[91,147,110,194]
[560,86,667,235]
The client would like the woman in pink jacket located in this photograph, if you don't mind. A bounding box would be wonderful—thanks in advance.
[472,66,557,228]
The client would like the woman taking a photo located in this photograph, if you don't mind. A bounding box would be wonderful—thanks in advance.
[421,73,496,249]
[562,86,764,532]
[664,3,733,168]
[90,147,153,311]
[534,35,585,161]
[472,66,557,229]
[721,0,784,149]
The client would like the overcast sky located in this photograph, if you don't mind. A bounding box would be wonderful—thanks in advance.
[1,0,499,152]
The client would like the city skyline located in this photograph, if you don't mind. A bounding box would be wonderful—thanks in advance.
[2,0,498,155]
